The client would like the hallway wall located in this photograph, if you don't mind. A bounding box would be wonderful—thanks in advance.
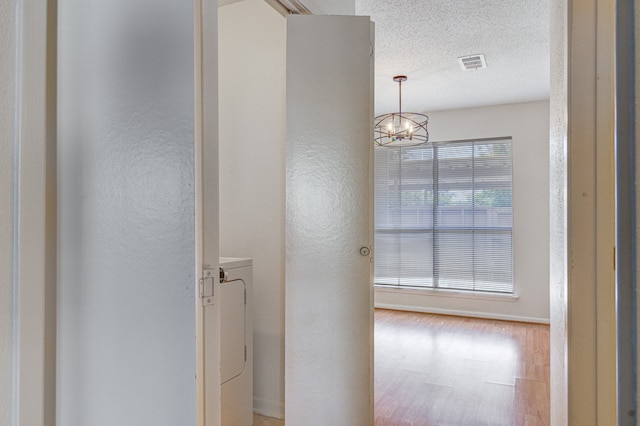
[219,0,286,417]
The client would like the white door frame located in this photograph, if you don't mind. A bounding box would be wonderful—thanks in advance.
[12,1,57,424]
[195,0,221,425]
[549,0,618,424]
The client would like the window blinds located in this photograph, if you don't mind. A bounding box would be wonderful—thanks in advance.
[374,138,513,293]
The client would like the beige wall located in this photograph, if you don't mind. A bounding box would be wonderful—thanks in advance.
[219,0,286,417]
[0,0,15,423]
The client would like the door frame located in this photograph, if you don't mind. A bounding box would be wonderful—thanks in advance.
[195,0,221,425]
[614,0,638,421]
[11,1,57,424]
[549,0,619,423]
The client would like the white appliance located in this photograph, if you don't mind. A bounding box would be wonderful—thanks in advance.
[219,257,253,426]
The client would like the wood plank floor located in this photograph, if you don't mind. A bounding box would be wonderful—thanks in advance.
[254,413,284,426]
[254,309,550,425]
[375,309,550,426]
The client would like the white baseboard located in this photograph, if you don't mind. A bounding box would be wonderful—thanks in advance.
[254,397,284,420]
[375,302,550,324]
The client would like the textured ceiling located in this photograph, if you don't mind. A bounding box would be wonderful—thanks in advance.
[355,0,550,114]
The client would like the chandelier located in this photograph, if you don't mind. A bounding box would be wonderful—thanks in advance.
[374,76,429,147]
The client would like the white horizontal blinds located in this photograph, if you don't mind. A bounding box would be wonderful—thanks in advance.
[433,143,475,290]
[374,148,401,285]
[399,147,434,286]
[374,137,513,294]
[434,138,513,293]
[471,140,513,292]
[374,146,434,287]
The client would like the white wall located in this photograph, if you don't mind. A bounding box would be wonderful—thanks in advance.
[0,1,15,424]
[218,0,286,418]
[57,1,197,424]
[376,101,551,323]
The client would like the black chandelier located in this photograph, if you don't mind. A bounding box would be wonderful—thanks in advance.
[374,75,429,147]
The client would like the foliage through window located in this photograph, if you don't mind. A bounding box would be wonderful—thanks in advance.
[374,137,514,293]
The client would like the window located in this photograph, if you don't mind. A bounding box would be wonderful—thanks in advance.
[374,137,513,293]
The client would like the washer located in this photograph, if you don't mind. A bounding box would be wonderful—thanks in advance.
[219,257,253,426]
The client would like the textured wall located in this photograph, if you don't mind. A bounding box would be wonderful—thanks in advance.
[218,0,286,418]
[57,1,196,424]
[376,101,551,323]
[548,0,568,421]
[0,1,15,424]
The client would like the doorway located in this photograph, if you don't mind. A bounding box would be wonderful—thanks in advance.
[216,0,621,424]
[9,0,628,424]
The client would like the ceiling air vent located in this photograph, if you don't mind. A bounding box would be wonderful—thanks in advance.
[458,54,487,71]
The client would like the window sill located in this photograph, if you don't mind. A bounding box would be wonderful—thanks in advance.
[374,284,520,302]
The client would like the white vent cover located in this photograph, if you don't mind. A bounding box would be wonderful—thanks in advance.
[458,54,488,71]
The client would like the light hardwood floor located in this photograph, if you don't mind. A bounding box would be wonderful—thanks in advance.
[253,309,550,425]
[375,309,550,425]
[253,413,284,426]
